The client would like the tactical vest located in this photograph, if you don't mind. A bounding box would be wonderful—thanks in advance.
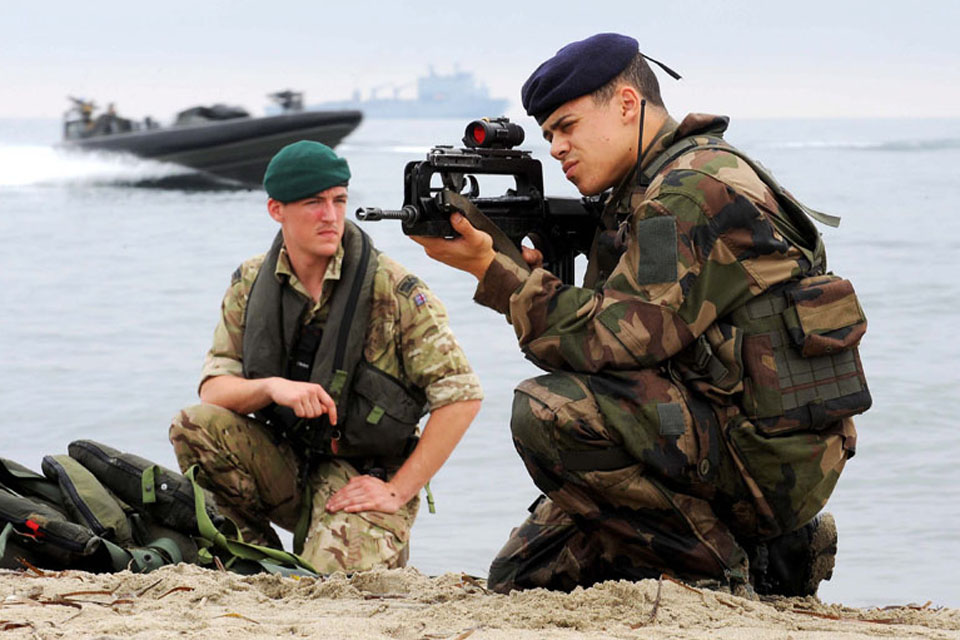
[0,440,316,576]
[242,221,427,464]
[641,135,871,434]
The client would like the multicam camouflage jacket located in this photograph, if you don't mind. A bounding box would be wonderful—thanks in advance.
[203,239,483,411]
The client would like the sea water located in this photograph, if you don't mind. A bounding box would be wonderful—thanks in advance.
[2,116,958,608]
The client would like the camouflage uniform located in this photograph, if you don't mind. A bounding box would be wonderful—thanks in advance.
[170,241,482,573]
[479,114,856,592]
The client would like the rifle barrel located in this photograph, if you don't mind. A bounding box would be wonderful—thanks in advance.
[355,206,419,223]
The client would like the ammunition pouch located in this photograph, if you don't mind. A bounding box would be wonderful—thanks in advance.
[732,274,871,435]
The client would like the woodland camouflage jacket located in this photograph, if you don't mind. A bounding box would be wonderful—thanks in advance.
[474,113,815,383]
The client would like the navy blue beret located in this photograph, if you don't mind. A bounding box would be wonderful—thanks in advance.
[521,33,639,124]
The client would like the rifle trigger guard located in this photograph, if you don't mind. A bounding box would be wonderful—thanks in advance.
[465,174,480,198]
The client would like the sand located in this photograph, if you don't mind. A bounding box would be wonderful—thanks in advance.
[1,564,958,640]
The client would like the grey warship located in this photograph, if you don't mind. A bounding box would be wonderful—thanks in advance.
[61,92,362,186]
[309,69,509,119]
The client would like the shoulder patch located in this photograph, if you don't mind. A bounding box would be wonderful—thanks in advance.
[231,265,243,285]
[396,274,420,298]
[634,216,678,285]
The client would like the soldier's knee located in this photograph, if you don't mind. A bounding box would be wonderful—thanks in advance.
[172,403,241,435]
[169,404,241,460]
[510,388,553,452]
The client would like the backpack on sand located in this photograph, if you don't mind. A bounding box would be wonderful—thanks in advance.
[0,440,316,577]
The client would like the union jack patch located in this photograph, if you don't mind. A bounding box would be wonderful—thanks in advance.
[413,292,427,308]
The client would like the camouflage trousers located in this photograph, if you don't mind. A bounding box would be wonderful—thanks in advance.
[487,369,850,593]
[169,404,418,574]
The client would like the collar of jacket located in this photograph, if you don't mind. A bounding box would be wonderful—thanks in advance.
[605,113,731,211]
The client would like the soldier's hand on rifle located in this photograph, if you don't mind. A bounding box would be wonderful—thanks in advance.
[267,378,338,424]
[325,474,404,514]
[521,245,544,270]
[411,213,497,280]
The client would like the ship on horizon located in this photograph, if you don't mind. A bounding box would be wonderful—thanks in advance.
[309,68,510,119]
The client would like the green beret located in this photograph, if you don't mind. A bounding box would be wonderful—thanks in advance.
[263,140,351,202]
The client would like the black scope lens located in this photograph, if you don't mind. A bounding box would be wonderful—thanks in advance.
[462,117,525,149]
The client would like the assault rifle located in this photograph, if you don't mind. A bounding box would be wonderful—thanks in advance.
[355,117,604,284]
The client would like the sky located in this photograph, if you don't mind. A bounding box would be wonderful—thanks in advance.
[1,0,958,121]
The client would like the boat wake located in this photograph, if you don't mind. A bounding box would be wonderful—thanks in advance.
[0,144,246,190]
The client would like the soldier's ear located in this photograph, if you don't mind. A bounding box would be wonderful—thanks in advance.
[267,198,284,223]
[618,85,642,123]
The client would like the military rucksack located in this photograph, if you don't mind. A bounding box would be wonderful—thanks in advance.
[0,440,317,577]
[642,133,871,435]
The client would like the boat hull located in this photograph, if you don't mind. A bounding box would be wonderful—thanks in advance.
[63,110,362,186]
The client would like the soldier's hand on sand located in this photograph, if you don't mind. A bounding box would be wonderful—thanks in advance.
[411,213,496,280]
[325,474,404,514]
[268,378,338,424]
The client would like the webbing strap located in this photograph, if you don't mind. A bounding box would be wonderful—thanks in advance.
[147,537,185,565]
[141,465,157,505]
[745,293,788,319]
[186,466,318,576]
[292,481,312,556]
[443,190,530,272]
[773,339,864,411]
[424,481,436,514]
[559,447,637,472]
[0,523,13,560]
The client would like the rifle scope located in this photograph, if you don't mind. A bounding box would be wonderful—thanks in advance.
[463,117,525,150]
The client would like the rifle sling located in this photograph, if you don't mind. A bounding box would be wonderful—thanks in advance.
[443,190,531,273]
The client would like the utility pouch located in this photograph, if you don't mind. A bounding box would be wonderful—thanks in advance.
[735,275,871,435]
[332,361,426,462]
[782,275,866,356]
[281,363,426,463]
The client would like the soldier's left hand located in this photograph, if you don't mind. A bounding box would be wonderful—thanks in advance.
[325,474,404,514]
[411,213,497,280]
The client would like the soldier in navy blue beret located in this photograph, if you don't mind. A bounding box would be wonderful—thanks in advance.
[413,33,853,600]
[519,32,682,197]
[521,33,645,126]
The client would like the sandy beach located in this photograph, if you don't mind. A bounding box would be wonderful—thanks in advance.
[1,564,958,640]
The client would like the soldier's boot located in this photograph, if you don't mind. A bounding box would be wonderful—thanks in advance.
[751,511,837,597]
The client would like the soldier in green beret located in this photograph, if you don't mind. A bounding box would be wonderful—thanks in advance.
[413,34,869,596]
[170,140,483,573]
